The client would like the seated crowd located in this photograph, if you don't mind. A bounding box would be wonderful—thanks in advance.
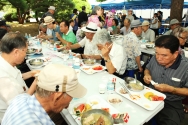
[0,5,188,125]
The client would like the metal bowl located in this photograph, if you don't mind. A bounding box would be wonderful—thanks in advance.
[82,59,96,66]
[61,49,69,54]
[124,77,144,92]
[81,109,113,125]
[29,59,44,66]
[27,48,36,54]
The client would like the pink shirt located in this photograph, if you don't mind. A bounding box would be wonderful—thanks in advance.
[88,15,101,27]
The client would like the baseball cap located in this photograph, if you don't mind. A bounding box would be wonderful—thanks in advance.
[37,64,87,98]
[131,20,141,28]
[170,19,180,26]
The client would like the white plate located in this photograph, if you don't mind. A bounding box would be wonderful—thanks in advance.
[115,86,166,110]
[80,65,106,75]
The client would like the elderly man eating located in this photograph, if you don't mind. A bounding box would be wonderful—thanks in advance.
[2,64,87,125]
[141,20,155,42]
[0,33,39,122]
[68,22,102,60]
[95,29,127,78]
[144,35,188,125]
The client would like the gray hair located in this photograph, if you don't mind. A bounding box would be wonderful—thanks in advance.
[36,86,54,97]
[91,6,101,15]
[171,27,188,37]
[39,23,47,28]
[93,28,112,45]
[0,32,27,54]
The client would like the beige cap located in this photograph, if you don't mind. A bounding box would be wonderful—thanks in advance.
[37,64,87,98]
[44,16,55,25]
[48,6,55,10]
[141,20,150,26]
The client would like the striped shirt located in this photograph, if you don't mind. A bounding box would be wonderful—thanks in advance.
[146,55,188,101]
[2,94,55,125]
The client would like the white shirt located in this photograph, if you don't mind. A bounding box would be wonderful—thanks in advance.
[69,25,73,31]
[0,56,28,122]
[150,17,158,29]
[141,28,155,42]
[46,28,52,36]
[109,42,127,75]
[78,37,100,55]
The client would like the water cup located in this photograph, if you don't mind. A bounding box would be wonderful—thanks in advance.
[99,83,106,94]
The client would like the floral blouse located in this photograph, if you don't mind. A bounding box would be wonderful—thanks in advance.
[88,15,101,27]
[123,32,141,70]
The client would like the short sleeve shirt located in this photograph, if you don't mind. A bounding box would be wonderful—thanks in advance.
[141,29,155,42]
[123,32,141,70]
[62,30,77,44]
[146,55,188,101]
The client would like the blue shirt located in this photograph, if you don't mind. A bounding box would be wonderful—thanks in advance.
[2,94,55,125]
[52,25,61,41]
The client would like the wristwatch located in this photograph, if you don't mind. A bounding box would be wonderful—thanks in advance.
[104,58,110,62]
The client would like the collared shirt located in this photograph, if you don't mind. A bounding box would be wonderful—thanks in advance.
[2,94,55,125]
[62,30,77,44]
[0,56,28,122]
[146,55,188,101]
[120,26,131,35]
[141,28,155,42]
[109,42,127,75]
[78,36,100,55]
[123,32,141,70]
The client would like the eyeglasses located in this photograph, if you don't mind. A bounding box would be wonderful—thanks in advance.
[178,35,188,41]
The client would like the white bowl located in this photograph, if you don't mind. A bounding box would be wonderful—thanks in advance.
[107,94,122,107]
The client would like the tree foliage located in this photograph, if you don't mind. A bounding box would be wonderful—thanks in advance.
[96,0,106,2]
[1,0,92,24]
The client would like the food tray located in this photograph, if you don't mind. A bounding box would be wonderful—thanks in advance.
[80,65,106,75]
[115,86,166,111]
[68,95,119,125]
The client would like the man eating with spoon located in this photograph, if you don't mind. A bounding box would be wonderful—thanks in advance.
[143,35,188,125]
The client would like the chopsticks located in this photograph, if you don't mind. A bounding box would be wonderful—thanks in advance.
[108,43,113,49]
[119,82,135,99]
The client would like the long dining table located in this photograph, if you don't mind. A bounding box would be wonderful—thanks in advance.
[26,40,164,125]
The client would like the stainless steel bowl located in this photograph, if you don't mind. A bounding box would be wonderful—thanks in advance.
[61,49,69,54]
[81,109,113,125]
[27,48,36,54]
[82,59,96,66]
[29,59,44,66]
[124,77,144,92]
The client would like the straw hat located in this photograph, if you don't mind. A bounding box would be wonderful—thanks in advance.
[81,22,98,33]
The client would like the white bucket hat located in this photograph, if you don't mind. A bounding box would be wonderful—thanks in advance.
[170,19,180,26]
[48,6,55,10]
[81,22,98,33]
[37,64,87,98]
[44,16,55,25]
